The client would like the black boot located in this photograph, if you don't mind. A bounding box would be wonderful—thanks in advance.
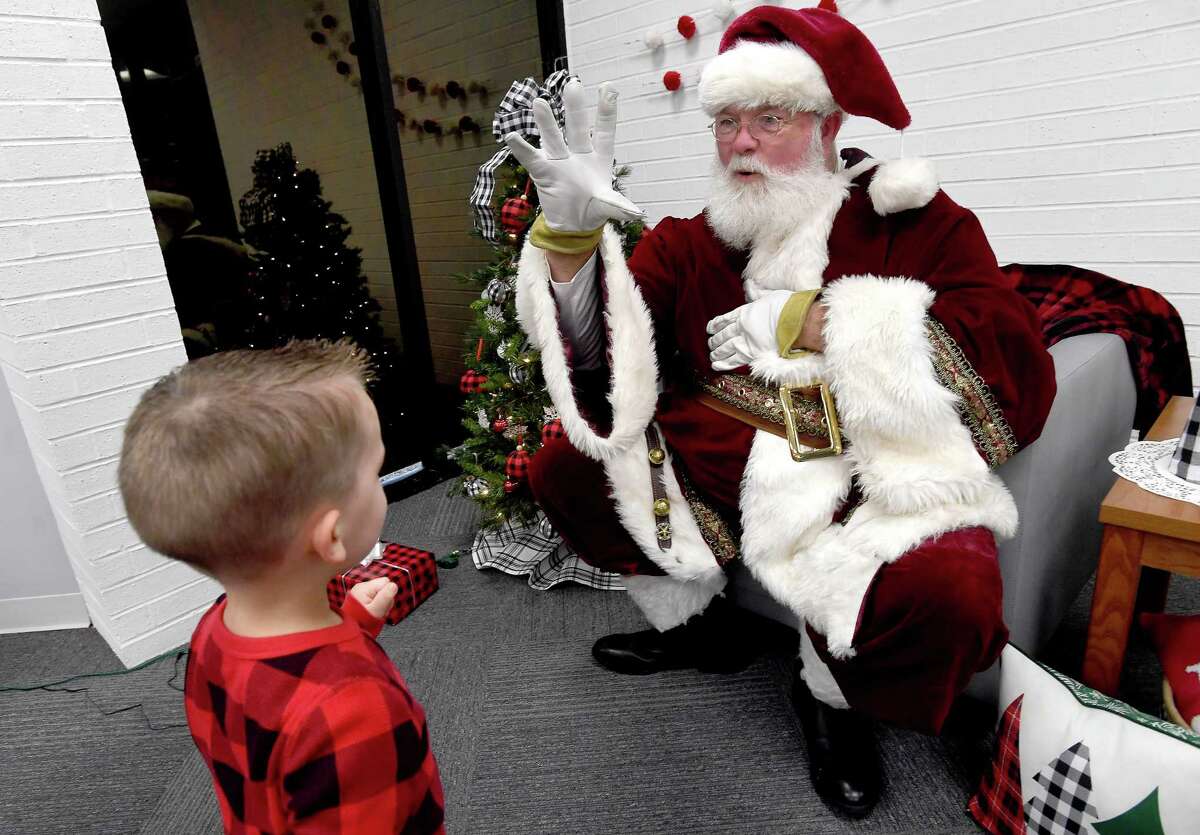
[792,670,882,819]
[591,596,757,675]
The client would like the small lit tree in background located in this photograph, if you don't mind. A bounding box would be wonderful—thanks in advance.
[233,142,408,460]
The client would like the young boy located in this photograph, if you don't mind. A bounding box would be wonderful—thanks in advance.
[119,340,444,834]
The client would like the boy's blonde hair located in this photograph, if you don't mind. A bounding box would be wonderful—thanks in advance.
[118,339,375,577]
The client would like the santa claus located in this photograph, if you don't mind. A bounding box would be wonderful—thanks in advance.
[503,3,1055,818]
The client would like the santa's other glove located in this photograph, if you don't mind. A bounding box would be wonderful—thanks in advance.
[707,290,810,371]
[503,79,644,248]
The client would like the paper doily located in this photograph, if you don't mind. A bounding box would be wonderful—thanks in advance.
[1108,437,1200,505]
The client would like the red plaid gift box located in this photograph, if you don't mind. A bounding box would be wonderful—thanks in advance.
[326,542,438,625]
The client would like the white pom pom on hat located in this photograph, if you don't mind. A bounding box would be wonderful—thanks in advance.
[867,157,939,216]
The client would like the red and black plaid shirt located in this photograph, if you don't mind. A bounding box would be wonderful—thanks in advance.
[184,594,445,834]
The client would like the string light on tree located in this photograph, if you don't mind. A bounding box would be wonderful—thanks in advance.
[233,142,404,450]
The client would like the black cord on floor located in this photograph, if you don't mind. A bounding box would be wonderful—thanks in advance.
[0,649,191,733]
[0,645,188,692]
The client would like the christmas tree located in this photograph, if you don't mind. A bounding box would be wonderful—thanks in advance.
[450,157,643,529]
[232,142,407,458]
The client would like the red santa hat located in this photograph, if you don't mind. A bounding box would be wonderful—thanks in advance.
[698,2,909,128]
[699,2,937,215]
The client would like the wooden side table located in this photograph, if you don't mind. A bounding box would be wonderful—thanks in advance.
[1081,395,1200,695]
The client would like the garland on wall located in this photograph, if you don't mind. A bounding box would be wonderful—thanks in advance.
[302,1,491,140]
[630,1,839,93]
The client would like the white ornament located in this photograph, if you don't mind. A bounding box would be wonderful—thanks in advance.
[485,304,505,333]
[486,277,510,304]
[643,29,664,50]
[543,405,559,422]
[509,362,531,385]
[477,407,489,429]
[712,1,736,22]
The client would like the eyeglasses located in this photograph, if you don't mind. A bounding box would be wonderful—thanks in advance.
[709,113,801,142]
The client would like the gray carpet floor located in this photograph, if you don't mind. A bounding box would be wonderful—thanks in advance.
[1,480,1196,834]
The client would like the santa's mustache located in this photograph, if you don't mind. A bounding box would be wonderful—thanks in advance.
[722,154,775,177]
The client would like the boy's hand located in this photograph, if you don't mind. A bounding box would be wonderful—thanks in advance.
[348,577,398,620]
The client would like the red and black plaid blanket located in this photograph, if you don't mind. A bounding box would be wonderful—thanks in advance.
[1003,263,1192,435]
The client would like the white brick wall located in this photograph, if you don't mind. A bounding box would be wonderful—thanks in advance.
[188,0,542,385]
[0,3,214,665]
[565,0,1200,381]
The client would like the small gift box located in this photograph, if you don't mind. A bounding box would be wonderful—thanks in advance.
[327,542,438,625]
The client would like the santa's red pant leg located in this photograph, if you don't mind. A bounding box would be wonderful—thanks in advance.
[806,525,1008,734]
[529,434,665,576]
[529,434,1008,734]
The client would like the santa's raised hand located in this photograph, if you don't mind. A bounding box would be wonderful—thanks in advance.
[503,79,644,233]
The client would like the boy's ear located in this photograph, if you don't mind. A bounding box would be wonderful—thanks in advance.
[310,507,349,567]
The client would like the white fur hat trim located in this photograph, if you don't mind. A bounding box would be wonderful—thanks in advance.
[699,40,835,117]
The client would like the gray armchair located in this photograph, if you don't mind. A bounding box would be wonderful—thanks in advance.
[728,332,1138,700]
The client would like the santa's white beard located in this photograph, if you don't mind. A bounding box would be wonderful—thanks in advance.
[704,150,847,252]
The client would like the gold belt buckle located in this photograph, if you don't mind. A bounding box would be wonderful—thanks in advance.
[778,382,844,463]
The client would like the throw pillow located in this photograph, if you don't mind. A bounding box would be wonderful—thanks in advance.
[968,643,1200,834]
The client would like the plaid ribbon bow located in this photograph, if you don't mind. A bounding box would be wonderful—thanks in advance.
[469,69,574,242]
[1170,394,1200,482]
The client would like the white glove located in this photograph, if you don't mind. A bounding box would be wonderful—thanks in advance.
[706,290,796,371]
[503,79,644,232]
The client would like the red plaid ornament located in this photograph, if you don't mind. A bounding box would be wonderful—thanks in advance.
[500,195,533,234]
[968,694,1027,835]
[326,542,439,625]
[459,368,486,393]
[505,444,531,481]
[541,418,565,445]
[501,180,534,235]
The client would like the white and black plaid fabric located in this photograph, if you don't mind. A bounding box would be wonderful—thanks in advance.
[471,512,625,591]
[1023,741,1098,835]
[1170,394,1200,481]
[469,69,574,242]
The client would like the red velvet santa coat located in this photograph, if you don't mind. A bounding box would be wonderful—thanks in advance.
[515,160,1055,659]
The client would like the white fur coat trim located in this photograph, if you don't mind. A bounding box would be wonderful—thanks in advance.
[800,625,849,709]
[624,572,727,632]
[603,438,715,587]
[515,230,724,629]
[515,227,658,463]
[735,272,1017,659]
[821,274,1017,525]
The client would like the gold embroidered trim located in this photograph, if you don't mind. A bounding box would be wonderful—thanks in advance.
[926,318,1018,469]
[679,475,740,566]
[697,373,830,441]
